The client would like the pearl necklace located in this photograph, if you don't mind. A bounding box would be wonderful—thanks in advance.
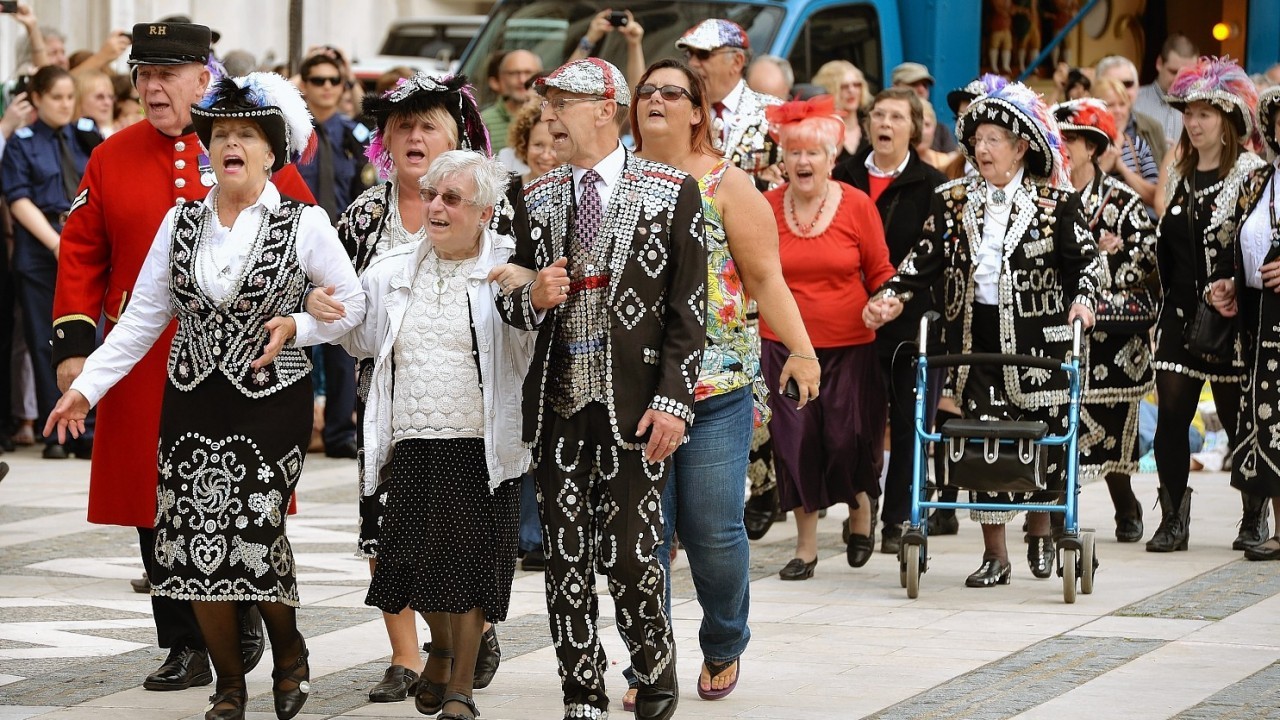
[387,181,427,249]
[787,182,832,236]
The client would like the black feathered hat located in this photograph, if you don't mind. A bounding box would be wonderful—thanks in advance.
[191,73,314,172]
[361,72,490,181]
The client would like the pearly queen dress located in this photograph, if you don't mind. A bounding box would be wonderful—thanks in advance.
[70,183,364,604]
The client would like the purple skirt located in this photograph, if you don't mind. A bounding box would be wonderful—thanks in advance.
[761,340,886,513]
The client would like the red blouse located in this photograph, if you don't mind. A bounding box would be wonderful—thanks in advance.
[760,181,895,348]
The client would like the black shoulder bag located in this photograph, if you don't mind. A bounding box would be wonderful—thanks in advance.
[1181,174,1237,364]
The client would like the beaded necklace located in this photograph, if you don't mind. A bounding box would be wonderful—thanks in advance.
[386,180,427,249]
[786,182,831,236]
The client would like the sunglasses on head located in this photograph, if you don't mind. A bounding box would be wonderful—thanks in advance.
[636,84,693,102]
[421,187,480,208]
[306,76,345,87]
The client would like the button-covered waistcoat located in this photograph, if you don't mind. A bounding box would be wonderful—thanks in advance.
[167,199,310,397]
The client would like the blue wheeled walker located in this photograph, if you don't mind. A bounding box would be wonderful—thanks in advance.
[898,314,1096,603]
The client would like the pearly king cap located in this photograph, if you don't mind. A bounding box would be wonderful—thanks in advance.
[1165,56,1258,139]
[1258,86,1280,156]
[128,22,211,66]
[957,81,1070,188]
[191,73,314,172]
[892,62,935,87]
[536,58,630,106]
[1052,98,1117,152]
[947,74,1009,115]
[675,19,749,52]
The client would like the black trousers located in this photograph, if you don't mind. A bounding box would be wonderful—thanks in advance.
[317,344,356,448]
[536,402,675,718]
[137,527,203,651]
[879,345,945,526]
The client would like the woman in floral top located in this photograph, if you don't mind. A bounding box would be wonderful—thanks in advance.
[627,58,817,703]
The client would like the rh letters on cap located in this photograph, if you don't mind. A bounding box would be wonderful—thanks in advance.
[149,25,167,35]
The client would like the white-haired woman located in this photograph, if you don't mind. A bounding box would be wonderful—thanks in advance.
[341,151,534,720]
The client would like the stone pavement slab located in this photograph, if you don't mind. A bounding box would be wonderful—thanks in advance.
[0,445,1277,718]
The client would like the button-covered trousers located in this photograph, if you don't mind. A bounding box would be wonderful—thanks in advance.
[536,401,676,718]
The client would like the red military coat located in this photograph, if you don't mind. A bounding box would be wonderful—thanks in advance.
[54,120,315,528]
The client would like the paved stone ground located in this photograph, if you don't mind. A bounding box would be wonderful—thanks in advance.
[0,444,1278,719]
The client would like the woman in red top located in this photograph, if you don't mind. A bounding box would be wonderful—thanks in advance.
[761,96,896,579]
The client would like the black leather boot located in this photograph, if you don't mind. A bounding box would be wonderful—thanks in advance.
[1232,492,1271,550]
[1145,486,1191,553]
[1106,475,1143,543]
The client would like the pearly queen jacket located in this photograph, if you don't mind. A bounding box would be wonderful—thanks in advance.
[872,174,1103,410]
[498,151,708,455]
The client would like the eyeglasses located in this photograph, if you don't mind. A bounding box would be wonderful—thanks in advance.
[683,47,739,62]
[539,96,604,113]
[636,84,693,102]
[1120,79,1136,88]
[305,76,344,87]
[971,134,1014,148]
[421,187,482,208]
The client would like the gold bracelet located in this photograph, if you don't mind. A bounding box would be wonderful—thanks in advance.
[789,353,818,361]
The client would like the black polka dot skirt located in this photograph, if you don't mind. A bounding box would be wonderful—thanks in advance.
[365,437,519,621]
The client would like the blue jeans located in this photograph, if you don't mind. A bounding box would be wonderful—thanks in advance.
[518,472,543,553]
[659,385,754,663]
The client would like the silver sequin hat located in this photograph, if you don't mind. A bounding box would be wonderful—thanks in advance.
[1164,56,1258,139]
[1257,86,1280,156]
[537,58,630,106]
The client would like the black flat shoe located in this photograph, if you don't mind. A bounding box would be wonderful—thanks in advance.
[271,641,310,720]
[778,557,817,580]
[1115,513,1144,543]
[1026,535,1055,579]
[635,680,679,720]
[1245,537,1280,561]
[965,558,1012,587]
[368,664,419,702]
[927,511,959,536]
[473,624,501,689]
[440,691,480,720]
[846,533,875,568]
[240,604,265,674]
[415,645,453,715]
[744,488,779,540]
[204,687,247,720]
[144,646,213,691]
[880,524,903,554]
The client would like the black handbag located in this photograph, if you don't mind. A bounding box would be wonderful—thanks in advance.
[1183,296,1236,364]
[940,419,1048,494]
[1095,288,1158,333]
[1179,175,1237,364]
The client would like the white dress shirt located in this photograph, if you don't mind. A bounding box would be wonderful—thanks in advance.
[571,141,626,208]
[1240,162,1279,290]
[71,182,366,407]
[974,167,1026,305]
[865,150,910,178]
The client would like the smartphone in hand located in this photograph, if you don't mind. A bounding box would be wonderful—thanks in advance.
[782,377,800,402]
[0,2,18,14]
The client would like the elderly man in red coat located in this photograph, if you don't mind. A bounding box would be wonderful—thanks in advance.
[52,22,316,691]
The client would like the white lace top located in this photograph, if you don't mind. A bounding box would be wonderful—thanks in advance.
[391,253,483,440]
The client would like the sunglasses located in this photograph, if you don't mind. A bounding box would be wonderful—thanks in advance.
[683,47,738,62]
[636,84,693,102]
[421,187,482,208]
[305,76,344,87]
[1120,79,1136,88]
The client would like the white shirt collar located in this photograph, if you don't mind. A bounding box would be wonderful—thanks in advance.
[571,142,627,200]
[984,167,1026,204]
[865,150,910,178]
[720,80,746,113]
[199,181,282,219]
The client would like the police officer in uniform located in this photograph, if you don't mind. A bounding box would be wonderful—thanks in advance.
[52,21,316,692]
[1,65,100,460]
[296,52,373,459]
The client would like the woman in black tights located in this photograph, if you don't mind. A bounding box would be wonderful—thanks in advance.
[1150,57,1268,553]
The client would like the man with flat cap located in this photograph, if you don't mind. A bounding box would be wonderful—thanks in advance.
[52,21,315,691]
[497,58,705,720]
